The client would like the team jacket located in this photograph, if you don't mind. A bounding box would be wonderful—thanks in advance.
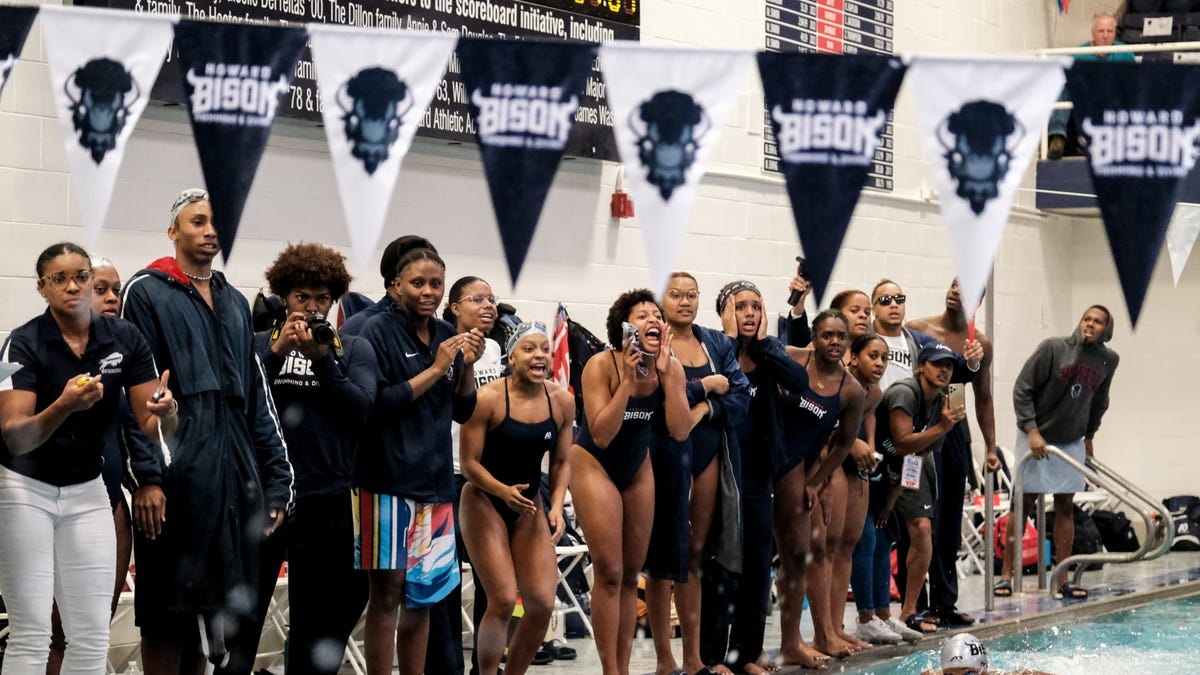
[121,257,291,617]
[349,298,476,502]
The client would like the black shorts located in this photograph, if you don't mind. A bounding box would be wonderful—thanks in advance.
[893,452,937,523]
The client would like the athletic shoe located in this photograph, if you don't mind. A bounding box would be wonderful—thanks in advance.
[886,616,925,642]
[857,616,903,645]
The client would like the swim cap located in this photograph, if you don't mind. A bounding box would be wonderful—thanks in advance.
[941,633,988,670]
[505,320,548,356]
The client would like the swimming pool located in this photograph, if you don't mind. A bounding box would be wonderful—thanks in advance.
[834,593,1200,674]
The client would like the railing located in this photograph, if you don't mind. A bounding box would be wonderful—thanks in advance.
[1002,446,1174,597]
[1033,40,1200,161]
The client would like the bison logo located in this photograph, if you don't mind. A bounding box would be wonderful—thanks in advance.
[338,67,412,175]
[631,90,709,201]
[65,58,138,164]
[937,100,1022,215]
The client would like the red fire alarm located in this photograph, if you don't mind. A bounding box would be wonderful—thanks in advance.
[610,165,635,219]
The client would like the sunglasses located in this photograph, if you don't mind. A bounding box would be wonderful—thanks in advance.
[875,294,906,306]
[42,269,94,288]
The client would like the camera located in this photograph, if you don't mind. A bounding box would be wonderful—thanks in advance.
[788,256,807,307]
[306,312,336,346]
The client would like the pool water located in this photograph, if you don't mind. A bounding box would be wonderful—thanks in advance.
[835,593,1200,674]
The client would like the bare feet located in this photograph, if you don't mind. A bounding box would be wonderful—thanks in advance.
[781,642,830,670]
[711,665,735,675]
[812,635,857,658]
[836,627,873,651]
[744,659,783,675]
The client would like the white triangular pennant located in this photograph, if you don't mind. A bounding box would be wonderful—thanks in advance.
[308,25,457,271]
[40,5,175,245]
[910,56,1066,318]
[600,44,753,297]
[1167,202,1200,286]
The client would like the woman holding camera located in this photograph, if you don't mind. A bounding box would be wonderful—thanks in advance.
[0,242,175,673]
[459,323,575,675]
[571,289,690,675]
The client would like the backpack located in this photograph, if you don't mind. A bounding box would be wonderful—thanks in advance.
[1090,509,1140,553]
[488,302,523,355]
[1163,495,1200,551]
[565,316,608,425]
[1045,505,1104,571]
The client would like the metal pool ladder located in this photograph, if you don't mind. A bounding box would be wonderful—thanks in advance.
[983,446,1175,609]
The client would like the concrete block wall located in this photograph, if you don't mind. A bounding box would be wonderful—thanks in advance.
[1,0,1193,500]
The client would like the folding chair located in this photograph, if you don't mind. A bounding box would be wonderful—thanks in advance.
[554,544,592,637]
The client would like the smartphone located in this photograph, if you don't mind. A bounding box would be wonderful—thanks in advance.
[621,321,640,351]
[949,384,966,410]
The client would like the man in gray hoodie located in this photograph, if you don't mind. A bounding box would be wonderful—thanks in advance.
[994,305,1119,600]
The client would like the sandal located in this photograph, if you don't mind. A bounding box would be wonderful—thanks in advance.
[993,579,1013,597]
[1055,582,1089,600]
[903,613,938,634]
[936,609,975,626]
[542,639,576,660]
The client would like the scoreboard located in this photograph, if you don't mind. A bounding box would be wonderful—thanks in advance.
[763,0,896,190]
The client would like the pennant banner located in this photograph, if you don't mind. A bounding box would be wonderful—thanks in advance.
[758,52,906,306]
[1068,61,1200,324]
[0,5,37,99]
[40,5,175,245]
[174,20,307,262]
[308,25,456,271]
[911,57,1064,320]
[601,44,753,296]
[1166,203,1200,286]
[458,38,595,286]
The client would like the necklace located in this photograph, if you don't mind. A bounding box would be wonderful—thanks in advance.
[185,270,213,282]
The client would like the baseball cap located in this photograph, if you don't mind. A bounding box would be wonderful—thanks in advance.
[918,341,956,364]
[941,633,989,671]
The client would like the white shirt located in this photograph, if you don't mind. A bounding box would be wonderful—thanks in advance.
[879,332,914,392]
[451,338,504,475]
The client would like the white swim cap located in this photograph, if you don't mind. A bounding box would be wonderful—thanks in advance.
[941,633,989,670]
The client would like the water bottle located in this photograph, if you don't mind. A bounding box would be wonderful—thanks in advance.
[127,661,141,675]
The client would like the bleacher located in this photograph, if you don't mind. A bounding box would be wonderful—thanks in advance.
[1034,4,1200,212]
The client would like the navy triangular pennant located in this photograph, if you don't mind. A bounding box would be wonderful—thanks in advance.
[173,20,307,262]
[758,52,906,306]
[1069,61,1200,326]
[0,6,38,98]
[457,38,595,286]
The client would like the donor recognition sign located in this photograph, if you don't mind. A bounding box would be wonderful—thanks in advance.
[79,0,639,160]
[763,0,895,190]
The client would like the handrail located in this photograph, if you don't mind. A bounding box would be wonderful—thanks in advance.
[1011,446,1174,594]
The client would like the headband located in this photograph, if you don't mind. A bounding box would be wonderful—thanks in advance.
[505,320,549,356]
[715,280,761,315]
[169,188,209,227]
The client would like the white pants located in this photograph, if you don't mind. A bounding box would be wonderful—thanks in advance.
[0,465,115,675]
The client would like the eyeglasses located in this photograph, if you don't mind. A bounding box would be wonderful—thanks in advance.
[42,270,93,288]
[460,294,498,306]
[667,289,699,302]
[875,294,906,306]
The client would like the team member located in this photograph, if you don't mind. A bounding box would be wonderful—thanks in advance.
[340,235,439,337]
[570,289,690,675]
[908,278,998,626]
[0,243,175,673]
[226,243,375,675]
[353,241,484,675]
[773,310,865,663]
[43,255,142,675]
[459,323,574,675]
[776,256,813,347]
[646,272,750,675]
[845,332,922,646]
[996,306,1119,601]
[121,190,291,673]
[438,275,505,675]
[876,342,965,634]
[822,290,876,651]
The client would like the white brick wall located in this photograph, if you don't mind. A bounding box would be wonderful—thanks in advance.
[1,0,1194,500]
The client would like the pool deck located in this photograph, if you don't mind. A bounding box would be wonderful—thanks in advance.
[523,551,1200,674]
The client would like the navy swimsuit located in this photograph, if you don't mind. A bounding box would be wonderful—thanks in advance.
[480,380,557,532]
[682,360,722,477]
[776,367,845,479]
[576,352,662,491]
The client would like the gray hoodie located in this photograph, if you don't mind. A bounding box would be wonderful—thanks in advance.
[1013,309,1119,443]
